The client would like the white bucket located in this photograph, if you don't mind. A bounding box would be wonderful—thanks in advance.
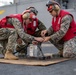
[27,44,41,57]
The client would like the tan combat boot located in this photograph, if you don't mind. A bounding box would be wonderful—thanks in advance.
[4,50,18,60]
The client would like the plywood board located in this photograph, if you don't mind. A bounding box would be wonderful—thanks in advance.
[0,57,70,66]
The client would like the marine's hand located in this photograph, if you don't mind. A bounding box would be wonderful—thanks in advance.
[34,37,44,42]
[32,41,38,45]
[43,36,51,42]
[17,38,22,45]
[41,30,47,37]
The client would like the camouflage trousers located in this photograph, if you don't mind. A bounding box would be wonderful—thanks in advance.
[50,37,76,58]
[0,28,17,54]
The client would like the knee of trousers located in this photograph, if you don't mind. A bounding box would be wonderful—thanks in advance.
[63,52,72,58]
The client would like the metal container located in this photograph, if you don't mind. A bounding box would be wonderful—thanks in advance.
[27,44,41,57]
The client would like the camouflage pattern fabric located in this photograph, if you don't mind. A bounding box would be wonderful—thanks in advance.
[7,18,46,54]
[14,19,46,53]
[0,28,17,53]
[47,15,76,58]
[33,20,46,37]
[8,18,34,44]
